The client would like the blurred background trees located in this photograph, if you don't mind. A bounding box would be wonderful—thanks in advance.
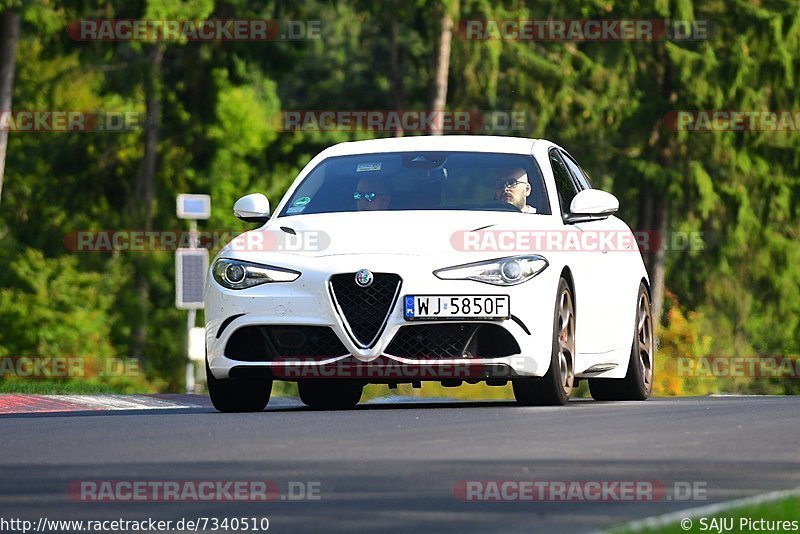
[0,0,797,395]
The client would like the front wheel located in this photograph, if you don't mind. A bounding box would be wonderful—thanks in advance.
[589,282,654,401]
[513,277,575,406]
[206,360,272,413]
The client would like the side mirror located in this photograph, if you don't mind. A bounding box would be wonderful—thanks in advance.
[565,189,618,223]
[233,193,271,223]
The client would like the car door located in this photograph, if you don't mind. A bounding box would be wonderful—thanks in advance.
[549,149,616,357]
[559,149,633,354]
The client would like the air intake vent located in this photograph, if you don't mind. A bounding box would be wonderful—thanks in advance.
[385,324,479,359]
[385,324,521,359]
[225,325,348,362]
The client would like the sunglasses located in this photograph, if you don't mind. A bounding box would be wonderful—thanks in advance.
[353,191,385,202]
[495,179,528,190]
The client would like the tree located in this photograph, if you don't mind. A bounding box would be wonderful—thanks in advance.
[429,0,457,134]
[127,0,215,363]
[0,4,20,207]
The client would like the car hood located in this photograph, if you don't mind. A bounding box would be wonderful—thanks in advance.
[222,211,565,261]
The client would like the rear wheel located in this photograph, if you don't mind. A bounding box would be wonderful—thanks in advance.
[206,360,272,413]
[513,277,575,406]
[298,380,363,409]
[589,283,654,401]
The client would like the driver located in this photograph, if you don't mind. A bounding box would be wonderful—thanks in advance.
[354,175,393,211]
[494,168,536,213]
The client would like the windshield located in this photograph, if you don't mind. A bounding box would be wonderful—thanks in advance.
[278,151,551,217]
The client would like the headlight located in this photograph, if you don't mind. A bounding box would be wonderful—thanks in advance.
[212,258,300,289]
[434,255,548,286]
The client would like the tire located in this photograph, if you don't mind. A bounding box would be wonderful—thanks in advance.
[513,277,575,406]
[206,360,272,413]
[298,380,363,409]
[589,282,654,401]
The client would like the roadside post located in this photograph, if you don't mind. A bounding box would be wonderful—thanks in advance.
[175,194,210,393]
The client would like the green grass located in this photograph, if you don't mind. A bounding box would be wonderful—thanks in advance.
[365,378,592,401]
[272,380,515,401]
[275,379,591,402]
[270,380,514,401]
[0,381,135,394]
[1,375,593,400]
[612,495,800,533]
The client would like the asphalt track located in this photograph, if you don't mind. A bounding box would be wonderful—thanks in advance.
[1,395,799,533]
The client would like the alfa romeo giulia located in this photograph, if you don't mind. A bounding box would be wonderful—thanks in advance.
[204,136,654,411]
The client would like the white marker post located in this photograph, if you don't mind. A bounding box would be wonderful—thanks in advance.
[176,194,211,393]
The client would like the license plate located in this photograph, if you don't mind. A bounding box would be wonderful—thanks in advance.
[404,295,510,321]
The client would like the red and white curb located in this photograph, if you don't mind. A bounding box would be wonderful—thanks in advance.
[0,394,206,414]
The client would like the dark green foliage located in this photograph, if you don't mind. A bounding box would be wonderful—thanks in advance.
[0,0,797,393]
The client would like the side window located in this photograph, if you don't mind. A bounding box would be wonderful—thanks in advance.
[549,149,578,215]
[561,150,592,190]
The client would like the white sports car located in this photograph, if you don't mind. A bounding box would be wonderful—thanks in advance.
[204,136,654,411]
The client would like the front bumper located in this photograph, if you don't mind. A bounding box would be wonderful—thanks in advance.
[205,254,559,381]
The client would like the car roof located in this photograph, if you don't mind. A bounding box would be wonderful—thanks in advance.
[320,135,549,158]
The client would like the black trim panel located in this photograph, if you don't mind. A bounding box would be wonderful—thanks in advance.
[216,314,246,339]
[510,314,531,335]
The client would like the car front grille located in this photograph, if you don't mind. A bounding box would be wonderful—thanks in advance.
[329,273,402,348]
[385,323,521,359]
[225,325,349,362]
